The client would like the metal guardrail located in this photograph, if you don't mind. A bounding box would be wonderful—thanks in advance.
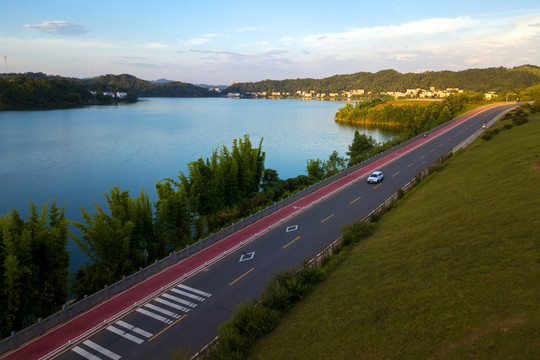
[0,104,506,357]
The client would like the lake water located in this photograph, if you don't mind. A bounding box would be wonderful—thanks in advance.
[0,97,397,271]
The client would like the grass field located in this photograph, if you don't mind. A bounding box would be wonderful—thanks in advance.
[248,112,540,359]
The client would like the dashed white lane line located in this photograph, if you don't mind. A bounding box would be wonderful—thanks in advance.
[72,346,103,360]
[177,284,212,298]
[144,303,181,319]
[136,308,173,324]
[154,297,191,313]
[83,340,121,360]
[115,320,153,338]
[170,288,207,302]
[106,325,145,344]
[162,293,197,308]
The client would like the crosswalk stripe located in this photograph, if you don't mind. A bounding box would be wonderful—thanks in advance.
[136,308,173,324]
[145,303,181,319]
[162,293,197,308]
[72,346,102,360]
[154,297,191,313]
[170,288,206,302]
[177,284,212,298]
[83,340,121,360]
[115,320,153,338]
[106,325,145,344]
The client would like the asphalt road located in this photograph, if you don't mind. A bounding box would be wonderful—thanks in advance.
[17,103,517,360]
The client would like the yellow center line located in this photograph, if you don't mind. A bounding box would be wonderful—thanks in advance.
[229,268,255,286]
[148,314,187,342]
[430,149,435,152]
[283,236,301,249]
[350,196,362,204]
[321,213,335,223]
[407,163,413,168]
[440,143,444,147]
[392,172,399,177]
[419,155,425,159]
[373,183,382,189]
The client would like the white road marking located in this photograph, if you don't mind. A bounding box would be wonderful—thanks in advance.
[145,303,181,319]
[72,346,103,360]
[136,308,173,324]
[83,340,121,360]
[239,252,255,262]
[115,320,153,338]
[171,288,206,302]
[154,297,191,313]
[177,284,212,298]
[162,293,197,308]
[286,225,298,232]
[106,325,145,344]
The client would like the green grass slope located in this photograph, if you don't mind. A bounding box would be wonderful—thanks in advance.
[248,114,540,359]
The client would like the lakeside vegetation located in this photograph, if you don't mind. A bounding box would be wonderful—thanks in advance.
[0,95,515,338]
[0,74,137,110]
[335,93,476,129]
[224,65,540,96]
[0,72,219,111]
[0,95,535,339]
[204,105,540,360]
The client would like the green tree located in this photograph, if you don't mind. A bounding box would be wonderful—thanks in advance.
[324,151,347,177]
[0,199,69,337]
[306,158,326,180]
[71,187,152,298]
[346,130,378,166]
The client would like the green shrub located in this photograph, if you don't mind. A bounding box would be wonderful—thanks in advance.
[482,131,494,140]
[209,301,280,359]
[341,221,376,247]
[504,123,514,130]
[493,128,500,134]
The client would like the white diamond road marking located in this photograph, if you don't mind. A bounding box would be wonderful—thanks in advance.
[239,252,255,262]
[177,284,212,298]
[136,308,173,324]
[162,293,197,308]
[144,303,181,319]
[115,320,153,338]
[83,340,121,360]
[154,297,191,313]
[170,288,206,302]
[72,346,102,360]
[106,325,145,344]
[286,225,298,232]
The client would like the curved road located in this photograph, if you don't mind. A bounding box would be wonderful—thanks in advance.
[2,103,516,360]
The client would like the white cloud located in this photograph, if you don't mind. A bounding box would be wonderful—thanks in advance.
[23,20,89,36]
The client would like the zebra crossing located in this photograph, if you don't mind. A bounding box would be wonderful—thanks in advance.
[70,284,211,359]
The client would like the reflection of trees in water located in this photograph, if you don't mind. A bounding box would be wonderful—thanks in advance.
[336,121,403,144]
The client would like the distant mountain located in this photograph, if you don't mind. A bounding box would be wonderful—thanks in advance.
[196,84,229,91]
[151,78,174,84]
[223,65,540,94]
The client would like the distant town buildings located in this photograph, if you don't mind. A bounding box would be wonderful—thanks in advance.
[228,86,504,100]
[381,87,463,99]
[89,90,128,99]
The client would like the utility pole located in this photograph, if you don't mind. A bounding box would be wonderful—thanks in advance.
[3,56,7,76]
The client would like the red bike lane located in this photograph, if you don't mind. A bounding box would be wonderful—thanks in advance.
[1,105,495,360]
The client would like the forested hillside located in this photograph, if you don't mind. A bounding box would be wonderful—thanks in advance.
[87,74,221,97]
[224,65,540,94]
[0,73,137,110]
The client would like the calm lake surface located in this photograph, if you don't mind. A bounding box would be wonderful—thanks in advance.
[0,97,397,271]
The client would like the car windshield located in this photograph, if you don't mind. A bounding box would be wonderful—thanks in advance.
[370,173,379,177]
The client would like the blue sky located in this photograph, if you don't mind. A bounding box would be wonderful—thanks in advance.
[1,0,539,85]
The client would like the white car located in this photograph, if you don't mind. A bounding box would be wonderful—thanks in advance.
[367,171,384,184]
